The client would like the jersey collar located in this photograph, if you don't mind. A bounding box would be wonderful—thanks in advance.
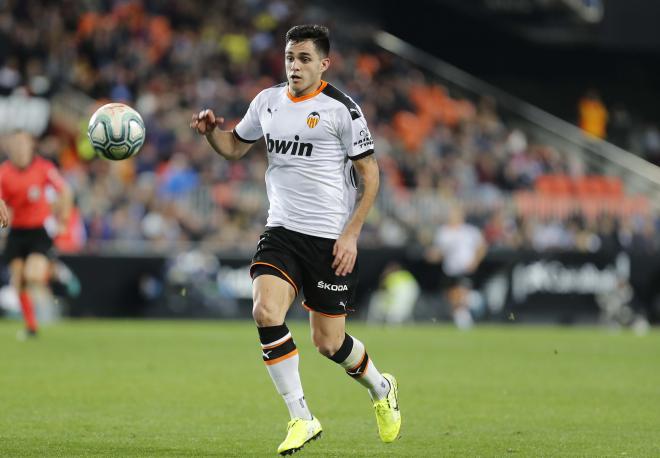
[287,80,328,103]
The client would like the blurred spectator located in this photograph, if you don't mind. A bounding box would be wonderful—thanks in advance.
[367,262,420,325]
[639,123,660,165]
[607,103,633,150]
[426,206,487,329]
[578,89,608,139]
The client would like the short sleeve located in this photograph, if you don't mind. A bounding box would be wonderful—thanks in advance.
[233,95,263,144]
[340,104,374,160]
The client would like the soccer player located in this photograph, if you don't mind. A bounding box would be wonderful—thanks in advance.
[191,25,401,455]
[426,205,487,329]
[0,130,72,337]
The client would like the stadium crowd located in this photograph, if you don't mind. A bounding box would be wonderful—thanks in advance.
[0,0,657,254]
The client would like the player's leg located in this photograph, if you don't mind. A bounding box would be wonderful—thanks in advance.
[309,311,401,442]
[253,274,322,455]
[301,229,401,443]
[251,227,323,455]
[310,312,390,398]
[448,282,473,329]
[24,252,53,322]
[252,274,312,419]
[9,258,37,335]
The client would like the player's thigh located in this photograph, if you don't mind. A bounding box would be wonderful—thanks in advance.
[252,274,296,325]
[309,311,346,356]
[24,252,50,284]
[250,227,304,325]
[300,237,358,317]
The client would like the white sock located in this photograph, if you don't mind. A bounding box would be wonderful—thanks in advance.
[329,334,390,401]
[454,308,473,330]
[259,325,313,420]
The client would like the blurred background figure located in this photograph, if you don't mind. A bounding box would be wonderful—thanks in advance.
[607,103,633,151]
[578,89,608,139]
[595,273,649,335]
[367,261,420,325]
[426,206,487,330]
[0,130,73,337]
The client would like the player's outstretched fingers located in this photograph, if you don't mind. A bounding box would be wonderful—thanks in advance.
[197,110,209,134]
[204,109,215,125]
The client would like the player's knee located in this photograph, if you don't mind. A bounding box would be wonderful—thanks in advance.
[252,300,281,327]
[23,257,49,285]
[311,333,342,357]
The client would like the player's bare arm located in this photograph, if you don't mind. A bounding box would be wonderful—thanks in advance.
[0,199,9,228]
[332,154,379,276]
[190,109,253,160]
[468,238,488,273]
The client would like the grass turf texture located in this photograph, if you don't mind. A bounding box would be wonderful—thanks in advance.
[1,320,659,457]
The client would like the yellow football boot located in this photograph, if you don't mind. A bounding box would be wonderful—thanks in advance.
[277,416,322,455]
[373,373,401,443]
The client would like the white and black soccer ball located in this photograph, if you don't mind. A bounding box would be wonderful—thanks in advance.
[87,103,146,160]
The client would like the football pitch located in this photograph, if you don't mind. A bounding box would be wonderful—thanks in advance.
[1,320,659,457]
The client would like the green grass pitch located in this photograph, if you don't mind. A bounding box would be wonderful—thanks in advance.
[1,320,659,457]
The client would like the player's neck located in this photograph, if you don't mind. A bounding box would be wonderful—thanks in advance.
[288,79,325,99]
[12,157,35,170]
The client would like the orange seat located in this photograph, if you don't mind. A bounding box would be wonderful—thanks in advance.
[601,176,624,196]
[535,175,573,195]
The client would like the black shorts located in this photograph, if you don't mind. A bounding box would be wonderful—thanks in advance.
[442,273,473,289]
[3,227,53,262]
[250,226,358,317]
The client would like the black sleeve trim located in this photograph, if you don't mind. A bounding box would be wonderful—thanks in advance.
[322,83,362,120]
[232,128,258,144]
[349,149,375,161]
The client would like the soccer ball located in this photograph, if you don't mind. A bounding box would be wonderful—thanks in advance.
[87,103,146,160]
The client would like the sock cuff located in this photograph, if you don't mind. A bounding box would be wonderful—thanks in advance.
[329,333,354,363]
[257,324,290,346]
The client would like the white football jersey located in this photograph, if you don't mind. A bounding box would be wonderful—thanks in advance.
[234,81,374,239]
[433,224,485,276]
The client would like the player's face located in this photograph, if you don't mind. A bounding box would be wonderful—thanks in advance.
[5,131,35,169]
[285,40,329,97]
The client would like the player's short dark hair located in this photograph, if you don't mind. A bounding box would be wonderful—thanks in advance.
[285,24,330,57]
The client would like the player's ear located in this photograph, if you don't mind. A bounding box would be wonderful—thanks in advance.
[320,56,330,73]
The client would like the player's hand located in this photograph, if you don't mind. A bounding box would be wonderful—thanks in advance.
[332,232,358,276]
[190,109,224,136]
[0,199,9,228]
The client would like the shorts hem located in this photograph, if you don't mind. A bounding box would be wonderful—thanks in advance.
[302,301,347,318]
[250,261,299,295]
